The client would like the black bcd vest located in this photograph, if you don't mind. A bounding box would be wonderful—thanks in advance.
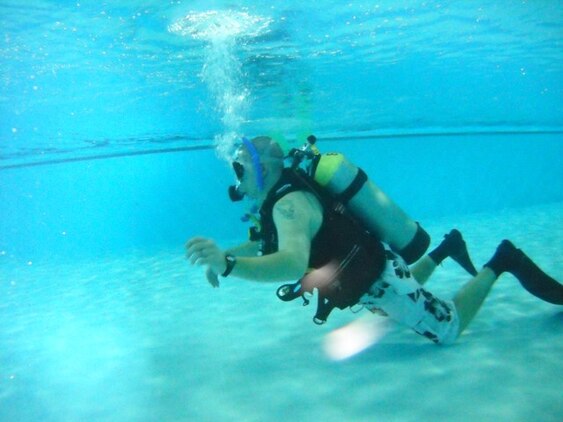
[258,169,386,323]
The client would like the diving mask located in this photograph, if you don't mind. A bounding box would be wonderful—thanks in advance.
[228,137,264,202]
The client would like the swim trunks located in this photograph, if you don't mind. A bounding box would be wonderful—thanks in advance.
[359,244,460,344]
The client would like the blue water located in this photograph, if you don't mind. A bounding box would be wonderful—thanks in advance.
[1,1,562,421]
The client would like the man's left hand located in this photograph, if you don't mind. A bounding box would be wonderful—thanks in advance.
[206,267,220,288]
[185,237,226,276]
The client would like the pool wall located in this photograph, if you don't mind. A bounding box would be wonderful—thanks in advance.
[1,133,561,262]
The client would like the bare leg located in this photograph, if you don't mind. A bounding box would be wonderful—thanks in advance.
[453,267,498,335]
[410,256,438,285]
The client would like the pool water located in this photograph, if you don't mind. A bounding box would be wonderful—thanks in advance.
[1,1,562,421]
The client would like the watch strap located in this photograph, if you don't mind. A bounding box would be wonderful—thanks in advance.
[222,254,237,277]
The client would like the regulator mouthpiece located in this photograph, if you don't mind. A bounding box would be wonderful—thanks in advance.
[228,184,245,201]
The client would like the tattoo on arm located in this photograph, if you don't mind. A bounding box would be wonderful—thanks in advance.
[276,201,296,220]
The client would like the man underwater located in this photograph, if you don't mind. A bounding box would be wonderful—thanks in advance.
[186,136,562,344]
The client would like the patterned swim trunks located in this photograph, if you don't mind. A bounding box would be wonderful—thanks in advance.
[359,244,460,344]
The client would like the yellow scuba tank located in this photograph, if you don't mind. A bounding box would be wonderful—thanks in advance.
[291,135,430,264]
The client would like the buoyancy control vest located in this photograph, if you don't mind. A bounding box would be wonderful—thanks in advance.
[259,168,387,324]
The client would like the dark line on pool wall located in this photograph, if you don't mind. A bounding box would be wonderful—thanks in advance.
[0,145,215,170]
[1,129,562,170]
[321,129,563,142]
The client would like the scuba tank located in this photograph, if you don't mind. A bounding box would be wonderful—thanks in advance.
[288,135,430,264]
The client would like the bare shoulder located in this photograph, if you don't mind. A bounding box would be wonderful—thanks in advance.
[273,191,323,240]
[273,191,322,220]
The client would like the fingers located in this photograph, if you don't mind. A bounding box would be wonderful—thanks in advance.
[206,267,220,288]
[186,238,208,264]
[185,237,220,266]
[186,238,223,287]
[185,237,208,258]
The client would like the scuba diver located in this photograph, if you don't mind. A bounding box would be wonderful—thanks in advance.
[186,136,563,344]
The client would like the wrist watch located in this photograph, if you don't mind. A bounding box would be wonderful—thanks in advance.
[222,254,237,277]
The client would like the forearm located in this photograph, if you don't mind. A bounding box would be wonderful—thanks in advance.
[226,241,260,257]
[228,250,307,282]
[187,237,305,281]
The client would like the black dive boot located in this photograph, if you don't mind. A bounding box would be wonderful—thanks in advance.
[428,229,478,276]
[485,240,563,305]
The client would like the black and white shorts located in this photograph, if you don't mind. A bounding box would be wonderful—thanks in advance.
[359,244,460,344]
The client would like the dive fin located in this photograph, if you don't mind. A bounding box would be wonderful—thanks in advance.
[487,240,563,305]
[449,231,478,277]
[429,229,478,276]
[511,249,563,305]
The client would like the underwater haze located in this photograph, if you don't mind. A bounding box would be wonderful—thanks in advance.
[1,1,562,422]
